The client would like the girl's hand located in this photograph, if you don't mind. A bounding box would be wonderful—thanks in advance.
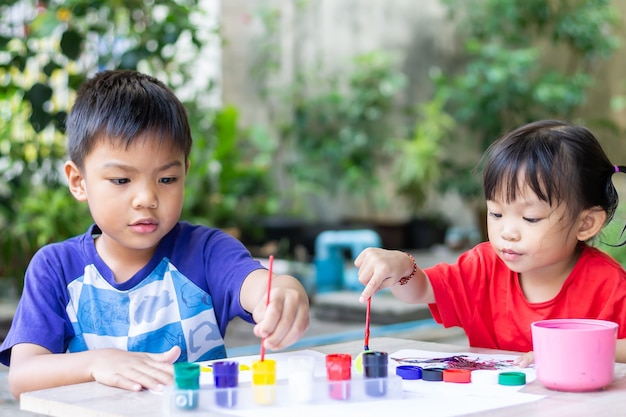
[514,351,534,368]
[355,248,414,302]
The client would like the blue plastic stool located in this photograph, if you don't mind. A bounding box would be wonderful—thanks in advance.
[314,229,382,293]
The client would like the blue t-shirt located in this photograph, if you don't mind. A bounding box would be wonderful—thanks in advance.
[0,222,264,365]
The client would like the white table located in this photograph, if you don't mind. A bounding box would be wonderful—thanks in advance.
[19,337,626,417]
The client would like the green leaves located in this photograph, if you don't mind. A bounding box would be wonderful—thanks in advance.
[434,0,620,201]
[25,83,53,132]
[0,0,212,283]
[60,29,83,60]
[392,97,455,213]
[289,52,406,196]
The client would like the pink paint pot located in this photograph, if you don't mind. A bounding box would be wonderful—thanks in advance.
[531,319,618,392]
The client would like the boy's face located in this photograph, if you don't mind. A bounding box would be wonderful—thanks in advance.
[65,133,188,261]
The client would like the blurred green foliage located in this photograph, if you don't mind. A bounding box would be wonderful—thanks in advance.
[288,52,406,198]
[252,5,407,217]
[597,201,626,268]
[183,105,278,235]
[0,1,274,284]
[433,0,621,201]
[390,96,456,214]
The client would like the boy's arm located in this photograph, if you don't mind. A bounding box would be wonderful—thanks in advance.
[239,269,310,351]
[355,248,436,304]
[8,342,180,399]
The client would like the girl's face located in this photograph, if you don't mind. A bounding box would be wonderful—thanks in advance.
[66,133,188,266]
[486,183,583,281]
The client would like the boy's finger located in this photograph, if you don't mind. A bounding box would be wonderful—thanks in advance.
[266,306,309,350]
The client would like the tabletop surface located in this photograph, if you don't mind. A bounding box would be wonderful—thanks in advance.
[19,337,626,417]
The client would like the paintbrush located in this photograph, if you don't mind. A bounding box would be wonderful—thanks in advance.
[260,255,274,361]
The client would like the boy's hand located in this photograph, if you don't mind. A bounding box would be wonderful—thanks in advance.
[91,346,180,392]
[251,284,310,351]
[8,343,181,398]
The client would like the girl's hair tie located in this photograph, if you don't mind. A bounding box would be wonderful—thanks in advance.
[615,165,620,173]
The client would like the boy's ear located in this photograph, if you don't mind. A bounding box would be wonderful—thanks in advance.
[577,206,606,242]
[64,161,88,202]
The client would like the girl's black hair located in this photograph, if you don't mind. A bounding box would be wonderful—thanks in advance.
[66,70,192,168]
[482,120,623,242]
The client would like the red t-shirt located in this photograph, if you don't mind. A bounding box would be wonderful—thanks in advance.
[426,242,626,352]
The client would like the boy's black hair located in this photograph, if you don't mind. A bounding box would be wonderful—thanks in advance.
[66,70,192,168]
[482,119,619,226]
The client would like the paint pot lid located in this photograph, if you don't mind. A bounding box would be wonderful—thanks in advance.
[396,365,422,380]
[498,371,526,386]
[422,367,445,381]
[443,369,471,383]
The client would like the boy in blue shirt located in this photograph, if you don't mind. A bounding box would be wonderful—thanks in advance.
[0,70,310,398]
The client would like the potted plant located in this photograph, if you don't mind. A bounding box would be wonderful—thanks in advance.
[432,0,621,225]
[391,97,454,249]
[0,0,213,291]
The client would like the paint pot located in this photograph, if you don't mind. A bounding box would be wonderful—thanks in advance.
[362,351,388,397]
[288,355,316,403]
[532,319,618,392]
[173,362,200,410]
[212,361,239,408]
[326,353,352,400]
[252,359,277,405]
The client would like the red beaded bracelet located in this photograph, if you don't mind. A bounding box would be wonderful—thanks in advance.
[399,252,417,285]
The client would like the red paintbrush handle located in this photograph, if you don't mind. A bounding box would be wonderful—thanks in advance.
[364,297,371,349]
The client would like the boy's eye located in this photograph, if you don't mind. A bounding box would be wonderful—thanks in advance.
[160,177,177,184]
[110,178,130,185]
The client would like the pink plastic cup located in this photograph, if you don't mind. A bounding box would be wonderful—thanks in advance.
[531,319,618,392]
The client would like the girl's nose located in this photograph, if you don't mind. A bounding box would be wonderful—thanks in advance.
[500,224,520,241]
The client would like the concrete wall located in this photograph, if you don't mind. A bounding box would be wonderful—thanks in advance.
[219,0,626,228]
[221,0,456,126]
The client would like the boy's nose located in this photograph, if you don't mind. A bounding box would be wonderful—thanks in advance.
[133,186,158,209]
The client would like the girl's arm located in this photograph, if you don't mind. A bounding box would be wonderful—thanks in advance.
[615,339,626,363]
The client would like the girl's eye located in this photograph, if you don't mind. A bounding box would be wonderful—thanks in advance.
[111,178,130,185]
[523,217,541,224]
[488,211,502,219]
[160,177,177,184]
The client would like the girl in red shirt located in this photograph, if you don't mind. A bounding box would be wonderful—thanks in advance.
[356,119,626,366]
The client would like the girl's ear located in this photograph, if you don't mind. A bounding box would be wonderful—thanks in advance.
[577,206,607,242]
[65,161,88,202]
